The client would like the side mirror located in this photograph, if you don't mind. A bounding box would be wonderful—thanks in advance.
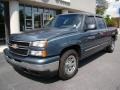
[73,24,77,28]
[85,24,96,31]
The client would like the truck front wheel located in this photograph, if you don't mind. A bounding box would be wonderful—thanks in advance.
[59,50,79,80]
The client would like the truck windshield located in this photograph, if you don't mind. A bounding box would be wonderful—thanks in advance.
[45,14,82,28]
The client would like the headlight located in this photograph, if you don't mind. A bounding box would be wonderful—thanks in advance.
[31,50,48,57]
[32,40,47,48]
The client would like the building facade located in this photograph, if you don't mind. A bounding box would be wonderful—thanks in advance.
[0,0,96,44]
[105,0,120,17]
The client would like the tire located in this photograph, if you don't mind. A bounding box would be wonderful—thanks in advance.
[59,49,79,80]
[105,38,115,53]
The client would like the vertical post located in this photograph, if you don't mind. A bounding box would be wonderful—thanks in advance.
[4,2,10,44]
[9,0,20,34]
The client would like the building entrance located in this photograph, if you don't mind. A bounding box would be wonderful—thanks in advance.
[19,5,58,32]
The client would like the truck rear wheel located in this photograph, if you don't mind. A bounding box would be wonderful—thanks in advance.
[105,38,115,53]
[59,50,79,80]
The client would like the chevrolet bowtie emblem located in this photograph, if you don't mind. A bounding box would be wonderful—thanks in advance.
[10,44,18,49]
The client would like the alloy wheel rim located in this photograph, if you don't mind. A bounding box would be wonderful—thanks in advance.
[64,55,77,75]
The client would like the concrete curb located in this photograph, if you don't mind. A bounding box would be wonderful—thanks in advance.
[117,28,120,35]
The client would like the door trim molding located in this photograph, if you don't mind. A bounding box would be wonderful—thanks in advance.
[85,42,108,52]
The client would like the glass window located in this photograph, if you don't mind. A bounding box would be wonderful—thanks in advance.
[0,2,5,39]
[26,20,32,27]
[25,6,32,31]
[84,16,96,30]
[32,7,38,13]
[19,5,25,31]
[43,9,50,25]
[85,16,96,25]
[34,21,41,28]
[34,14,41,28]
[96,17,106,29]
[49,9,56,18]
[44,9,49,13]
[19,4,58,31]
[25,19,32,31]
[38,8,43,14]
[25,6,32,19]
[38,8,44,27]
[56,10,61,15]
[0,2,4,23]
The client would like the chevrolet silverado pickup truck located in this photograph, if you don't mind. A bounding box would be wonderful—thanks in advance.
[4,13,118,80]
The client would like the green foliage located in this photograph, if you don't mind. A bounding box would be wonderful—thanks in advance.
[96,0,108,15]
[104,15,116,27]
[96,7,106,15]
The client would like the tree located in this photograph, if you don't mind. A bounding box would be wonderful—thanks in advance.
[96,0,108,15]
[96,7,106,15]
[104,15,116,27]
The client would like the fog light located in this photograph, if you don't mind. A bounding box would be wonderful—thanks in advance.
[31,51,48,57]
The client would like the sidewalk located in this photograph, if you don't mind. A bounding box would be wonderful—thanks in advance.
[117,28,120,35]
[0,45,7,53]
[119,31,120,35]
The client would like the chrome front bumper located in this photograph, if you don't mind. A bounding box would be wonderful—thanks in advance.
[4,49,59,72]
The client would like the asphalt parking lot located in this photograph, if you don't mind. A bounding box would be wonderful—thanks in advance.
[0,36,120,90]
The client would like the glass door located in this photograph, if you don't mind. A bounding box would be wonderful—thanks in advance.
[33,12,43,30]
[0,2,5,44]
[43,12,50,26]
[25,6,32,31]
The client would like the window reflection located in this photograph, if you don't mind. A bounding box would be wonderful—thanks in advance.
[0,2,5,39]
[34,14,41,29]
[19,4,58,31]
[19,5,25,31]
[0,2,4,23]
[25,6,32,19]
[32,7,38,13]
[38,8,43,14]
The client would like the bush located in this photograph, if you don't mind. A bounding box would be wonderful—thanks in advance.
[104,15,116,27]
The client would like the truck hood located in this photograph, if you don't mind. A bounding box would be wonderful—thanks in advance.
[9,27,75,42]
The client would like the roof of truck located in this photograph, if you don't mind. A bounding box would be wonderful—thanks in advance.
[59,12,103,18]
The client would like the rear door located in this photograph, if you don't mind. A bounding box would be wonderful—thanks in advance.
[95,17,110,47]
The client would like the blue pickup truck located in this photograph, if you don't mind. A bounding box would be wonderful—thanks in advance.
[4,13,118,80]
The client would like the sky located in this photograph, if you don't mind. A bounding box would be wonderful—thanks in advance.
[106,0,116,3]
[106,0,120,3]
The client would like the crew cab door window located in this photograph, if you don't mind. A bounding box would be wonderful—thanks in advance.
[96,17,106,29]
[84,16,96,31]
[82,16,99,56]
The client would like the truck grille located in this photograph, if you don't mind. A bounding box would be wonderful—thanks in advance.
[9,41,30,56]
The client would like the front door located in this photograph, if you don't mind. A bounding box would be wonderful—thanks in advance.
[0,2,5,44]
[95,16,110,46]
[81,16,100,58]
